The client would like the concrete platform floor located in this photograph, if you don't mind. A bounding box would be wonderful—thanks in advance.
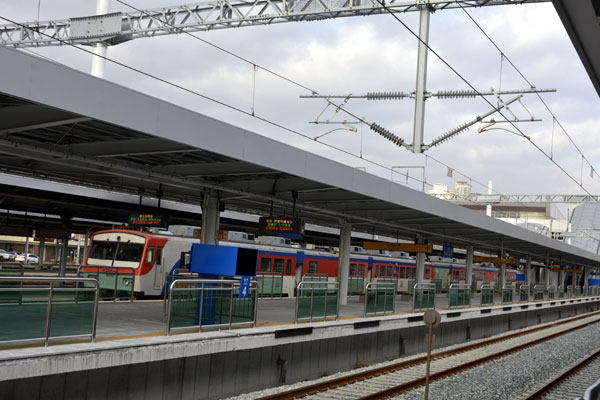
[95,292,484,339]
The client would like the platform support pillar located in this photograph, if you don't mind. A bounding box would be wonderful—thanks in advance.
[559,265,565,289]
[24,234,30,261]
[59,229,70,278]
[465,245,473,291]
[90,0,109,78]
[500,263,506,288]
[38,237,45,268]
[201,190,221,245]
[584,266,590,287]
[525,256,531,288]
[338,220,351,306]
[416,235,425,283]
[544,254,550,291]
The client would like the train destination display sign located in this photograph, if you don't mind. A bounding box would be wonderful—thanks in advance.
[258,216,305,239]
[128,213,165,227]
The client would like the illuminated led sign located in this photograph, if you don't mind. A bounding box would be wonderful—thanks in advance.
[258,216,305,239]
[128,213,165,227]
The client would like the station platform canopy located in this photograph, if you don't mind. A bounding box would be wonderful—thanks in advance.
[1,45,599,268]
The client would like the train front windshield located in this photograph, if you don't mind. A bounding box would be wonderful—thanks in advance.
[89,240,144,263]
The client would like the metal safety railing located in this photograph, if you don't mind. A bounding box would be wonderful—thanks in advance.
[256,272,284,298]
[533,285,544,301]
[163,269,200,315]
[575,285,581,296]
[480,283,494,306]
[449,283,470,309]
[567,285,574,298]
[0,276,99,347]
[582,286,589,297]
[0,262,25,276]
[502,283,515,303]
[519,284,530,302]
[348,276,366,295]
[364,282,395,317]
[295,280,339,323]
[78,265,135,302]
[558,285,565,298]
[413,283,435,312]
[430,278,443,294]
[166,278,258,335]
[548,285,555,299]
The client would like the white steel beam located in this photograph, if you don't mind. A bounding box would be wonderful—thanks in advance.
[0,0,550,48]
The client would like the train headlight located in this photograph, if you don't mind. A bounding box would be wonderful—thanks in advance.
[123,278,132,287]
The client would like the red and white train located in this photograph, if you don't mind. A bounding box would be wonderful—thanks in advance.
[83,228,519,297]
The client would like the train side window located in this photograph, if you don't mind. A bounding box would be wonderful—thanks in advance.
[308,261,318,274]
[146,247,155,264]
[399,267,405,279]
[259,258,272,273]
[350,263,357,276]
[379,265,386,277]
[387,266,393,277]
[425,268,430,279]
[286,259,292,275]
[156,248,163,265]
[273,258,285,274]
[358,264,365,277]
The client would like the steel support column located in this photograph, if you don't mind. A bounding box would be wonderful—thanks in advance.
[38,237,45,268]
[90,0,110,78]
[59,229,70,277]
[411,6,430,153]
[416,235,425,283]
[500,263,506,287]
[544,254,550,291]
[338,220,351,306]
[525,255,532,288]
[201,190,220,245]
[466,245,473,290]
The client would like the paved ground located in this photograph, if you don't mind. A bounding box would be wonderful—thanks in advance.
[94,292,480,339]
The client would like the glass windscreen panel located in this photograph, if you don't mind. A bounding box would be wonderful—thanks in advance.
[87,232,146,268]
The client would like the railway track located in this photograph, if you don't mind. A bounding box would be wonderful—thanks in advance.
[259,311,600,400]
[524,348,600,399]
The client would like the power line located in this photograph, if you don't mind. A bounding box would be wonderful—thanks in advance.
[372,0,600,202]
[458,4,600,181]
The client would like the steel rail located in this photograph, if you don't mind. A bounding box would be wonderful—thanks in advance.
[257,308,600,400]
[523,348,600,399]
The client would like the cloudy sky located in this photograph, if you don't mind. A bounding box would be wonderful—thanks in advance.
[4,0,600,202]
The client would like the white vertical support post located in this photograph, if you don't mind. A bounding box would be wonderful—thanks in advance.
[486,180,493,217]
[76,234,81,265]
[338,220,351,306]
[525,255,531,288]
[24,234,30,260]
[201,190,220,245]
[84,229,90,262]
[584,266,590,287]
[466,245,473,291]
[39,237,45,268]
[500,263,506,288]
[411,6,430,154]
[415,235,425,283]
[59,229,70,277]
[544,254,550,291]
[559,264,565,288]
[91,0,110,78]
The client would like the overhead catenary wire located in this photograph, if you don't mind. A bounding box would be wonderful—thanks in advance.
[372,0,600,202]
[0,6,572,212]
[458,4,600,182]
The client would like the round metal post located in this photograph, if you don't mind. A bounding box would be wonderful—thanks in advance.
[198,282,205,332]
[228,283,235,329]
[91,280,99,343]
[423,309,440,400]
[44,282,54,347]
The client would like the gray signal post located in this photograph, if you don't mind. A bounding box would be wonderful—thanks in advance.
[423,309,441,400]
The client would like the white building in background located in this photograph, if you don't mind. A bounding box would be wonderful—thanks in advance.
[454,181,472,197]
[428,183,449,195]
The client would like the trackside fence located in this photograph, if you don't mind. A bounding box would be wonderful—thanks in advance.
[548,286,555,299]
[295,280,339,323]
[166,279,258,335]
[364,282,395,317]
[558,285,565,298]
[519,284,529,302]
[533,285,544,301]
[0,276,99,347]
[163,269,200,315]
[449,283,470,309]
[78,265,135,302]
[413,283,435,312]
[567,285,574,298]
[347,276,365,295]
[481,283,494,306]
[502,283,514,303]
[256,272,284,298]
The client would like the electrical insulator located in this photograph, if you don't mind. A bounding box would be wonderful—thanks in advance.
[366,91,409,101]
[369,123,405,147]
